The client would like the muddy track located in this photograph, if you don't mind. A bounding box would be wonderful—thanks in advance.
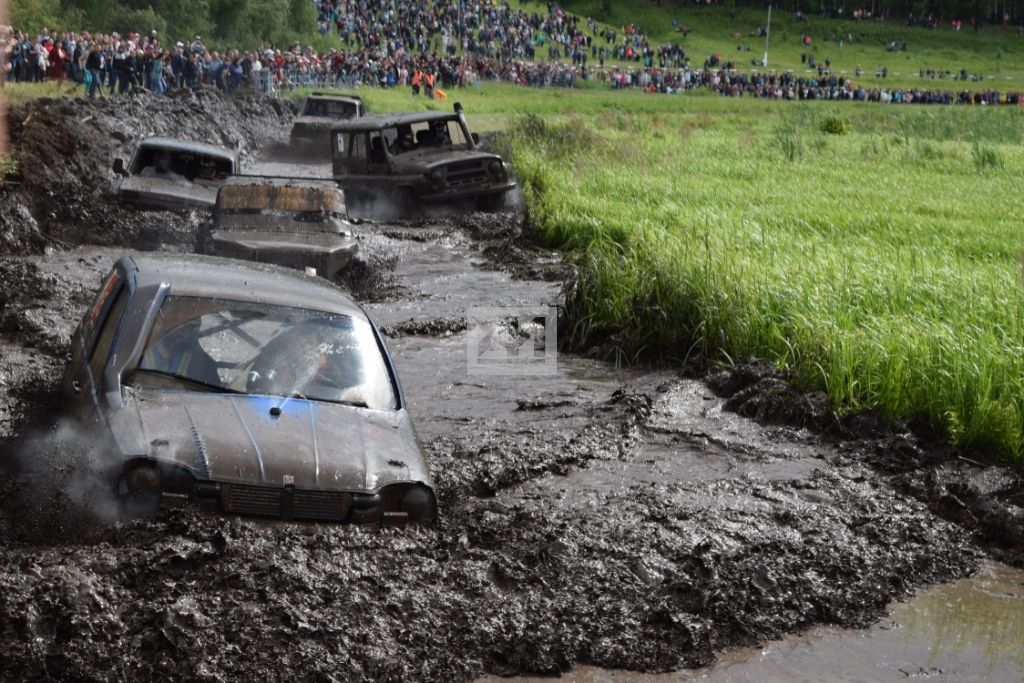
[0,93,1020,682]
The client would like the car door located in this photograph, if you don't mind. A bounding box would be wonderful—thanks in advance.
[64,268,131,418]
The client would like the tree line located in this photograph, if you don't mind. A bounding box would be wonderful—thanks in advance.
[10,0,319,49]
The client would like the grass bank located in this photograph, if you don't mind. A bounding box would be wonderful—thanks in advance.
[496,91,1024,461]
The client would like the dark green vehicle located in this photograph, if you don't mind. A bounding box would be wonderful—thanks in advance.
[330,103,515,212]
[290,92,363,148]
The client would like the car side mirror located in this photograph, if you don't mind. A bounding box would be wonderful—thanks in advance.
[471,133,480,145]
[112,158,127,176]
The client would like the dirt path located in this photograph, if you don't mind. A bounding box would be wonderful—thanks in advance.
[0,94,1021,682]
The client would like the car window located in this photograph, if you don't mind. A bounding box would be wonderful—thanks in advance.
[89,286,130,386]
[132,296,397,410]
[350,134,364,160]
[131,148,233,181]
[368,131,388,165]
[82,270,123,354]
[306,99,358,117]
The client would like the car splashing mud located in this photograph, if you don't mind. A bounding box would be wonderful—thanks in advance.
[0,107,1020,681]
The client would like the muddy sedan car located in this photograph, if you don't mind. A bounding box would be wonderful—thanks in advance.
[62,254,436,525]
[207,177,361,279]
[331,103,515,211]
[113,137,239,210]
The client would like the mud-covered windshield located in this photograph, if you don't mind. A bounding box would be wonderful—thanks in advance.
[303,99,359,118]
[385,119,469,155]
[130,147,234,182]
[132,296,395,410]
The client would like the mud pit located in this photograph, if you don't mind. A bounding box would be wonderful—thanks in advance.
[1,94,1022,682]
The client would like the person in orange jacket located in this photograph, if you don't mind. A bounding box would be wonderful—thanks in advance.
[411,69,422,95]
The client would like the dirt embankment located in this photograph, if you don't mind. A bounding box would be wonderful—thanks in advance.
[0,90,1019,682]
[2,88,293,255]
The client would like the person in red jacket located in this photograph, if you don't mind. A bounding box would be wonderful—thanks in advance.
[45,36,66,84]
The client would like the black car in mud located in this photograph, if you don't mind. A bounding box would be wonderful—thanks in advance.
[61,254,436,525]
[330,103,515,211]
[290,92,363,148]
[206,177,362,280]
[113,137,239,210]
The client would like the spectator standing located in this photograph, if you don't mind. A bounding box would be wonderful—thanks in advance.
[150,50,166,95]
[84,39,104,97]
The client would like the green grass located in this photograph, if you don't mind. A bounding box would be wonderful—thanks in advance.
[459,87,1024,462]
[341,84,1024,461]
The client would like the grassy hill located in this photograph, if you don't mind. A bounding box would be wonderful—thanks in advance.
[525,1,1024,89]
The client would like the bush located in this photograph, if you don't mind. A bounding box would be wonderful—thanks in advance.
[820,116,851,135]
[971,140,1005,172]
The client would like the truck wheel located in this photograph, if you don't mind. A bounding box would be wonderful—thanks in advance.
[477,193,502,212]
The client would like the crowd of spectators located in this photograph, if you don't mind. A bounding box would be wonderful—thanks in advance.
[2,1,1022,108]
[605,65,1022,104]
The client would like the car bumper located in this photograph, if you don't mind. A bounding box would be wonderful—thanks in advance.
[417,180,517,203]
[153,478,434,526]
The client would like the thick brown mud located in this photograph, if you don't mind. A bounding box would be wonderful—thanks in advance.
[0,93,1021,682]
[477,562,1024,682]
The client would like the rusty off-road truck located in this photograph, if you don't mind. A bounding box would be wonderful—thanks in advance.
[206,177,361,280]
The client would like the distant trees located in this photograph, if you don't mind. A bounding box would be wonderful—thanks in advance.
[10,0,319,48]
[588,0,1023,23]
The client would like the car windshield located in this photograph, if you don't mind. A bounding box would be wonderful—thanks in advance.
[384,119,469,155]
[131,296,396,410]
[131,147,233,182]
[304,99,358,117]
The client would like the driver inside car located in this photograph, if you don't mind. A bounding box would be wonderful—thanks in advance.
[140,151,188,183]
[245,319,364,403]
[140,317,222,387]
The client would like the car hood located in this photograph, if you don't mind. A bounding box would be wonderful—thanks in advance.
[210,229,360,256]
[389,149,502,171]
[108,388,430,492]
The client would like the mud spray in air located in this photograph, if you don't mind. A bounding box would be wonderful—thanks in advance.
[0,91,1022,682]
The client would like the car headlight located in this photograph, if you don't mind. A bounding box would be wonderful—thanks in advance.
[428,169,445,188]
[377,484,437,526]
[487,160,505,180]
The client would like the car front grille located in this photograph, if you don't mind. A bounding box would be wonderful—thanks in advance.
[220,483,352,521]
[444,160,488,188]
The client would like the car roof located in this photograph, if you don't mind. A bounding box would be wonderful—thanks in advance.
[306,93,362,104]
[121,253,365,318]
[331,111,457,132]
[138,137,238,160]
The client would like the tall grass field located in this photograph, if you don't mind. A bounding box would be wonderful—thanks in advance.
[349,85,1024,462]
[489,91,1024,461]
